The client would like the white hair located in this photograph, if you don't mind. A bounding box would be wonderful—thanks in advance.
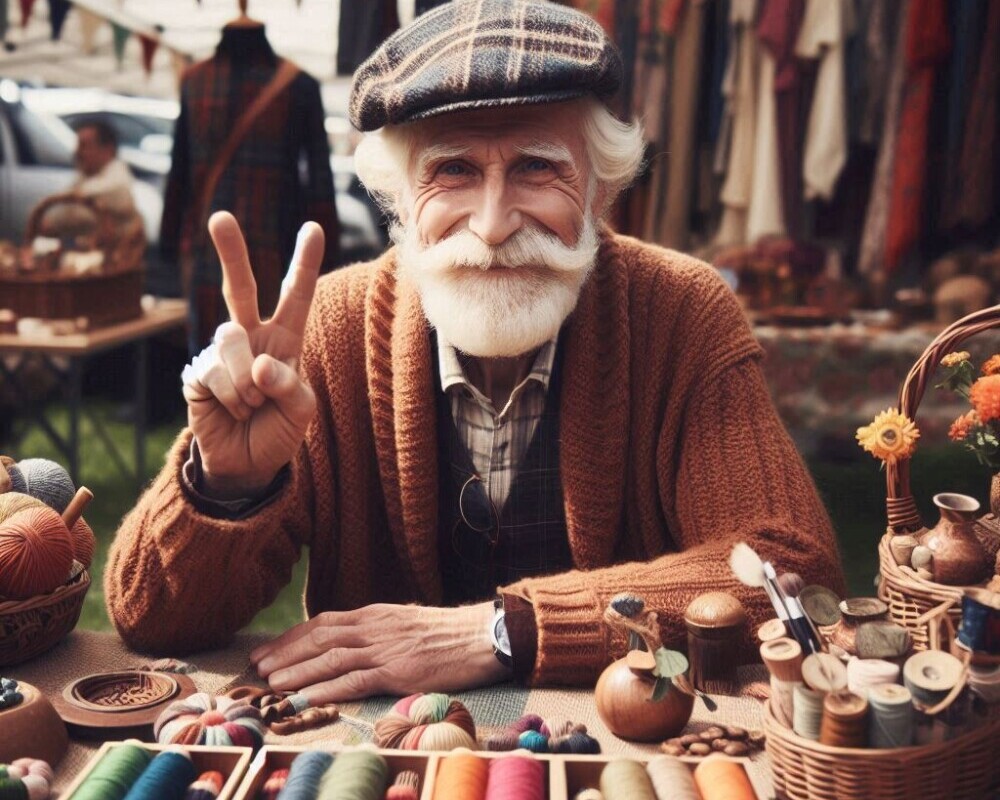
[354,97,644,218]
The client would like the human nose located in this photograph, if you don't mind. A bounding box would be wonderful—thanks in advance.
[467,175,523,246]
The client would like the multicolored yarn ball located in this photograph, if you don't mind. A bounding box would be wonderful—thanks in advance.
[385,770,420,800]
[184,770,224,799]
[0,493,74,599]
[8,459,76,515]
[0,759,54,800]
[122,750,196,800]
[374,693,477,751]
[485,715,600,755]
[154,693,266,750]
[259,767,288,800]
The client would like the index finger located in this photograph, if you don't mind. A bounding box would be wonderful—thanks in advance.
[208,211,261,330]
[271,222,325,337]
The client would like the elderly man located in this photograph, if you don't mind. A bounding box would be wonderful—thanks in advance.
[107,0,844,701]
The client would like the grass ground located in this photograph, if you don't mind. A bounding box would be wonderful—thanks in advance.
[7,402,994,632]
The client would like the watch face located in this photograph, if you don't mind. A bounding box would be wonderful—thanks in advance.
[494,614,511,656]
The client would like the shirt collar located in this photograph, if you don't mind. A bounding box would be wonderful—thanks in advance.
[437,336,558,395]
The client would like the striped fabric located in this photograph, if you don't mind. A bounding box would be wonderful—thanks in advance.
[437,337,557,510]
[348,0,622,131]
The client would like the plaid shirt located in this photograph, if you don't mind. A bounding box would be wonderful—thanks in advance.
[437,337,558,510]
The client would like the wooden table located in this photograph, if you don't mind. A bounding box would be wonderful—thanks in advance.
[0,299,187,493]
[9,631,775,798]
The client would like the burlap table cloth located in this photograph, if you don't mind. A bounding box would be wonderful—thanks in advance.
[13,631,774,797]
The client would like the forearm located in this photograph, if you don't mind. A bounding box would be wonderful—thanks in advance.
[104,430,312,654]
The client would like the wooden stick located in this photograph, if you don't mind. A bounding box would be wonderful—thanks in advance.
[62,486,94,529]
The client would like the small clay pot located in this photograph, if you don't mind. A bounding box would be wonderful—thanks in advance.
[825,598,888,657]
[0,680,68,766]
[919,493,991,586]
[595,656,695,742]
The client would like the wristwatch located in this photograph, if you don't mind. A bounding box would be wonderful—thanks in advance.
[491,597,513,670]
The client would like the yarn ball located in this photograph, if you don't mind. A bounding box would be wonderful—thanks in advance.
[0,493,75,600]
[184,769,224,800]
[1,758,54,800]
[154,693,266,750]
[374,693,478,751]
[70,518,96,569]
[485,714,600,754]
[517,730,549,753]
[9,459,76,515]
[259,768,289,800]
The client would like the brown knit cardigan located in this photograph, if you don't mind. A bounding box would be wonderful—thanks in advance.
[105,231,846,685]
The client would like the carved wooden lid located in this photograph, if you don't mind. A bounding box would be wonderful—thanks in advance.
[684,592,747,632]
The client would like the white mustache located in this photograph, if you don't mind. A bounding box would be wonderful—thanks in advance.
[392,218,598,276]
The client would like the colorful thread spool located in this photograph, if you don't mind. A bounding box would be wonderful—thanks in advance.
[154,693,266,749]
[431,753,488,800]
[693,755,757,800]
[0,759,54,800]
[484,755,545,800]
[645,754,700,800]
[317,750,388,800]
[868,684,914,748]
[69,743,152,800]
[599,759,656,800]
[384,770,420,800]
[0,493,74,599]
[184,770,224,799]
[819,691,868,748]
[259,768,289,800]
[278,751,333,800]
[791,685,824,741]
[122,750,196,800]
[374,694,477,751]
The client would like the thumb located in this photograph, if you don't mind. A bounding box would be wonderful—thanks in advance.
[252,354,316,429]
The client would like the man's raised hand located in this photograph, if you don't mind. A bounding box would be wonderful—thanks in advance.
[181,212,324,498]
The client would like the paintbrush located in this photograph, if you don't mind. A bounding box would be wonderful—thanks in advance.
[763,561,822,654]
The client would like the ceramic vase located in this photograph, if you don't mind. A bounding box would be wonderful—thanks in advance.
[919,493,991,586]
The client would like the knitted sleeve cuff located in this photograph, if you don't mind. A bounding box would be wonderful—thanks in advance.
[181,438,289,521]
[500,591,537,683]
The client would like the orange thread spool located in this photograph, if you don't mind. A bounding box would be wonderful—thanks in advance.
[0,494,74,599]
[693,755,757,800]
[431,754,488,800]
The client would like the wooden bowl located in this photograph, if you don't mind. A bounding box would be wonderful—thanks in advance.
[0,562,90,667]
[0,680,69,766]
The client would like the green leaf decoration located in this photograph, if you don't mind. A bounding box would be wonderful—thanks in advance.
[653,648,689,679]
[649,676,672,702]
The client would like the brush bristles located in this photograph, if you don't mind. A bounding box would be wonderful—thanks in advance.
[730,542,766,588]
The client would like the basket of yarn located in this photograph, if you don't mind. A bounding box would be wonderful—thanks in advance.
[154,692,267,750]
[0,758,54,800]
[0,457,96,667]
[374,693,478,751]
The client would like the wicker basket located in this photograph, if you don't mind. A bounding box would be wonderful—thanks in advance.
[0,562,90,667]
[0,195,144,328]
[876,304,1000,650]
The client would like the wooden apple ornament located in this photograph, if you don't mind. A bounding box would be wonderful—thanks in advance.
[594,594,697,742]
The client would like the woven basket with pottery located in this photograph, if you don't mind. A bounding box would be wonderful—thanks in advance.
[875,304,1000,650]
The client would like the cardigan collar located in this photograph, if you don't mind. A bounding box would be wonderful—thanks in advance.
[365,229,631,603]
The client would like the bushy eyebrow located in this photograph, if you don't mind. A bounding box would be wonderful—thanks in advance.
[414,144,472,176]
[514,141,575,168]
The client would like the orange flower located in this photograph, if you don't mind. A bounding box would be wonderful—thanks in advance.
[856,408,920,464]
[949,410,978,442]
[941,351,971,368]
[983,355,1000,376]
[970,375,1000,423]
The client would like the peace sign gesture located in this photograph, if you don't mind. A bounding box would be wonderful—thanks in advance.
[181,212,325,499]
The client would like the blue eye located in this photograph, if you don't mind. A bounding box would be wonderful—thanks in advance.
[439,162,468,176]
[524,159,551,172]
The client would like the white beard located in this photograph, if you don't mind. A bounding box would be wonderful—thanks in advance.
[393,217,599,358]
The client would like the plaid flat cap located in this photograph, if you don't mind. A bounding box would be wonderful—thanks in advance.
[349,0,622,132]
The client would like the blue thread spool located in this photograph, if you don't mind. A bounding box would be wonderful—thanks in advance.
[123,751,196,800]
[958,589,1000,654]
[277,750,333,800]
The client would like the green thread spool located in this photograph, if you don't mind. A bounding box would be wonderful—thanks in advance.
[792,685,824,741]
[316,751,388,800]
[599,759,656,800]
[70,744,152,800]
[868,684,914,748]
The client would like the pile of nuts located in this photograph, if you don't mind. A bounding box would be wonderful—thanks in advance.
[661,725,765,758]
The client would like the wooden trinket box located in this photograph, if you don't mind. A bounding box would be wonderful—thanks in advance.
[60,742,252,800]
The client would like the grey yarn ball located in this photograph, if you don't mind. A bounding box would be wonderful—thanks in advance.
[13,458,76,514]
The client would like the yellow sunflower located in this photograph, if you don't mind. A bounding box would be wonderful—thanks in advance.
[941,351,971,368]
[856,408,920,464]
[983,355,1000,376]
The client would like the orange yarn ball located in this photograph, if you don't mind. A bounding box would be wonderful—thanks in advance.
[0,494,74,600]
[70,517,96,569]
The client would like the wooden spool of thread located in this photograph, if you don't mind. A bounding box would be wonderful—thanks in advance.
[868,684,914,748]
[684,592,747,691]
[757,619,787,644]
[769,676,800,728]
[599,759,656,800]
[819,691,869,748]
[431,753,488,800]
[846,658,900,696]
[760,638,804,683]
[693,755,758,800]
[645,755,700,800]
[903,650,965,709]
[802,653,848,693]
[0,493,75,599]
[69,743,152,800]
[791,685,824,741]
